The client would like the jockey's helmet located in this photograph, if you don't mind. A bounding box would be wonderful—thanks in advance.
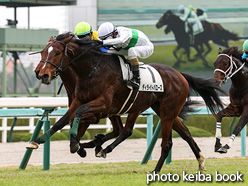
[243,39,248,52]
[178,5,184,13]
[75,22,92,37]
[98,22,117,40]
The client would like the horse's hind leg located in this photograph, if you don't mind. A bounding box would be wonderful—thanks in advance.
[154,116,174,173]
[95,116,123,156]
[96,112,140,158]
[173,117,206,171]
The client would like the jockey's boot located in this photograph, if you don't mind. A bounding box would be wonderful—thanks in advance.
[129,57,140,89]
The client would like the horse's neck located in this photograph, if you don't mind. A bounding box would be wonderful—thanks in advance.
[169,17,187,38]
[230,62,247,88]
[59,68,76,105]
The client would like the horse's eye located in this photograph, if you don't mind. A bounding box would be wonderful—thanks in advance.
[56,51,61,56]
[224,62,228,66]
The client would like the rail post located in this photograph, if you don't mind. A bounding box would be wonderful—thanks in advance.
[19,107,55,170]
[241,125,247,157]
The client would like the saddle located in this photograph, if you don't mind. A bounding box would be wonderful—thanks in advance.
[118,55,164,92]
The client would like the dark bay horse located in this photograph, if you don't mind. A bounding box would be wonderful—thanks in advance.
[34,37,212,170]
[34,37,214,172]
[156,10,239,68]
[34,37,124,158]
[29,32,224,172]
[213,46,247,153]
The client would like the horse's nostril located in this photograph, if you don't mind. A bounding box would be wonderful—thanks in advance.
[35,70,40,79]
[42,74,49,80]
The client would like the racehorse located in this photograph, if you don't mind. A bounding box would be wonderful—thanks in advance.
[213,46,247,154]
[156,10,239,68]
[34,37,216,172]
[29,32,224,173]
[34,36,212,170]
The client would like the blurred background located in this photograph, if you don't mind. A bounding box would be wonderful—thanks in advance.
[0,0,247,97]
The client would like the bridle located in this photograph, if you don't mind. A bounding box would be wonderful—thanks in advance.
[40,40,75,78]
[214,53,245,83]
[39,39,103,81]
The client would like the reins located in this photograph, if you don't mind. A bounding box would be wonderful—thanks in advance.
[214,54,245,83]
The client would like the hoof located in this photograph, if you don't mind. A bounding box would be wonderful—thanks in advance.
[26,141,39,149]
[95,145,103,156]
[198,152,206,171]
[70,143,79,154]
[217,144,229,154]
[77,148,87,158]
[214,145,222,152]
[96,149,106,158]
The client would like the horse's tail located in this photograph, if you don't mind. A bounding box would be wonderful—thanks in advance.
[213,23,239,41]
[181,72,225,115]
[178,99,200,120]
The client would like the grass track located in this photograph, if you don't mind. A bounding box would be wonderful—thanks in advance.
[0,158,247,186]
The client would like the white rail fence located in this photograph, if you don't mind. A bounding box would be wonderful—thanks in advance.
[0,97,231,143]
[0,97,153,143]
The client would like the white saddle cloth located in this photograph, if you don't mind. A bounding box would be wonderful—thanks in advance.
[118,56,164,92]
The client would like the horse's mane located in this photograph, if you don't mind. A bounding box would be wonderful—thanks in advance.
[222,46,243,60]
[55,32,92,45]
[56,32,75,41]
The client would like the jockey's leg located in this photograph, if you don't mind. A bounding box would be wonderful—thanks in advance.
[129,57,140,89]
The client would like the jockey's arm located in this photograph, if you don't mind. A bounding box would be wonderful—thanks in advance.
[198,12,208,21]
[106,48,128,56]
[102,30,131,46]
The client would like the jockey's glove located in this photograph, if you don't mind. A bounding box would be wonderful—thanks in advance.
[94,40,103,46]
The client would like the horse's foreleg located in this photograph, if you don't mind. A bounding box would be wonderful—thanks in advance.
[95,116,123,156]
[173,117,206,171]
[173,46,183,68]
[26,111,73,149]
[69,96,110,153]
[214,104,239,153]
[218,107,248,154]
[203,42,212,57]
[97,112,140,158]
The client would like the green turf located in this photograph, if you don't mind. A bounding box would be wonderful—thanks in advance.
[0,158,247,186]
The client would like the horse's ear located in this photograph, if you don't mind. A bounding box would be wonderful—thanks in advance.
[218,47,222,54]
[48,36,54,42]
[64,36,74,44]
[228,46,238,56]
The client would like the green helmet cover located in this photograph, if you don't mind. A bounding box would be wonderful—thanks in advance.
[243,40,248,52]
[75,22,92,36]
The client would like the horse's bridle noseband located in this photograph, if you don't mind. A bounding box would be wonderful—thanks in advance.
[214,54,245,83]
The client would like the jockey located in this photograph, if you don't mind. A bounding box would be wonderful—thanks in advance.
[178,4,204,44]
[242,39,248,63]
[74,21,98,40]
[97,22,154,89]
[188,5,208,21]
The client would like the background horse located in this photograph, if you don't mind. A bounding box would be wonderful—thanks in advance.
[213,46,247,153]
[156,10,239,68]
[30,32,224,173]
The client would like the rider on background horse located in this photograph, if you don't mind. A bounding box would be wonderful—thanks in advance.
[74,21,98,40]
[178,4,204,45]
[188,5,208,22]
[96,22,154,89]
[242,39,248,63]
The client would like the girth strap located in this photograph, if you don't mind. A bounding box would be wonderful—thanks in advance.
[116,88,139,115]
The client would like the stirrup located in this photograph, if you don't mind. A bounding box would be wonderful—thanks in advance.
[128,78,140,89]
